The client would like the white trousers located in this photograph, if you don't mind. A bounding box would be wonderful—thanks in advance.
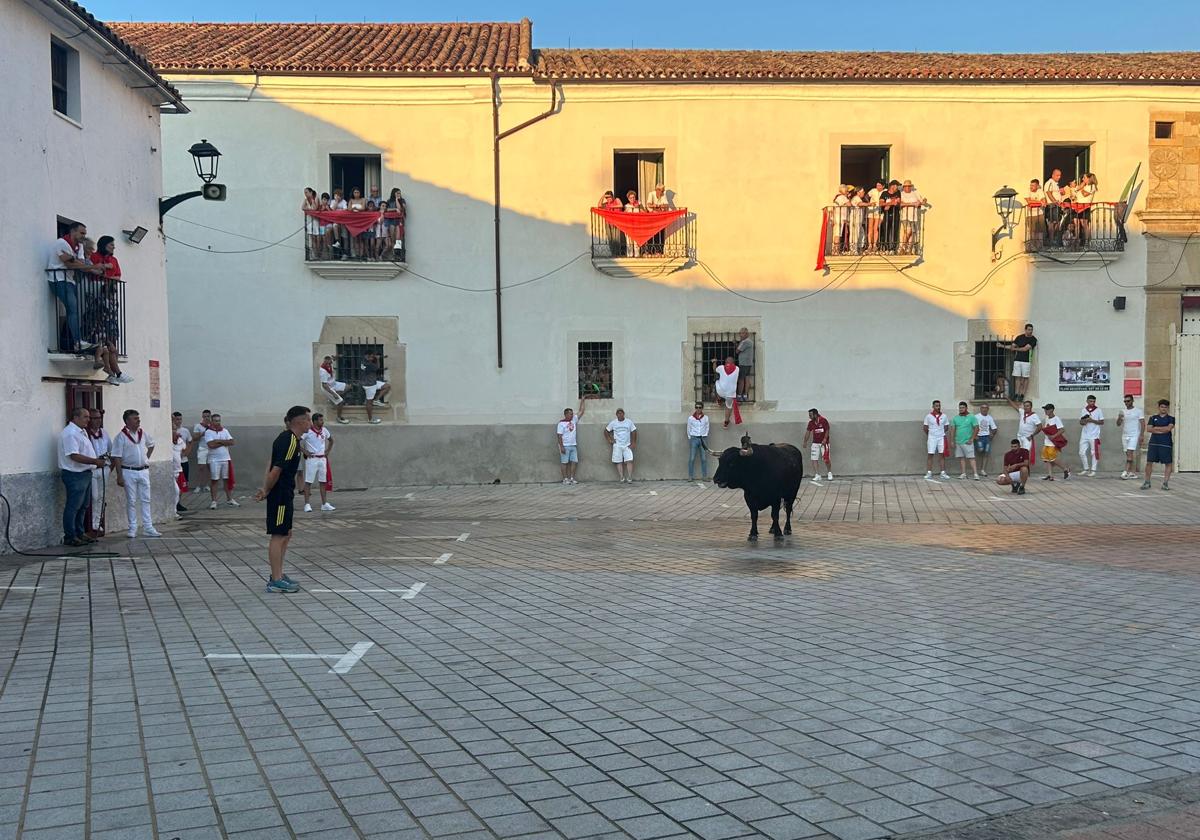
[122,469,153,532]
[1079,439,1099,471]
[90,466,108,530]
[172,470,181,511]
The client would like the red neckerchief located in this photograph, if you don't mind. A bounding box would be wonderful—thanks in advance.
[1085,405,1098,418]
[321,361,333,376]
[692,411,704,420]
[931,411,942,423]
[562,417,574,431]
[724,363,737,375]
[122,427,143,444]
[1023,410,1034,422]
[87,427,105,440]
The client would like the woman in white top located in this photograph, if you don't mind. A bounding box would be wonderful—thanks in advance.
[302,187,321,258]
[623,190,642,257]
[1074,173,1097,246]
[713,356,740,428]
[867,180,885,254]
[850,187,869,254]
[831,185,850,254]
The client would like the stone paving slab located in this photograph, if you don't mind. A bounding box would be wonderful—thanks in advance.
[1,476,1199,839]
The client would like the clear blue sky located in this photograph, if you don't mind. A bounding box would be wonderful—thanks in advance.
[92,0,1196,52]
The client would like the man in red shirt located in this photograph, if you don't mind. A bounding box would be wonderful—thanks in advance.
[995,438,1030,495]
[803,408,833,484]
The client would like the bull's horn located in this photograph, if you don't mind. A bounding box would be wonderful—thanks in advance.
[738,448,752,457]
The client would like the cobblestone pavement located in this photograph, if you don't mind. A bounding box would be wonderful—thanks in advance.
[2,474,1200,840]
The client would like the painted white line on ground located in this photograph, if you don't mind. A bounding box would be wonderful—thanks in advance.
[924,478,945,485]
[311,584,425,598]
[404,492,414,499]
[470,520,481,525]
[434,553,453,564]
[720,503,729,508]
[0,586,41,591]
[696,482,707,488]
[456,533,470,542]
[392,534,469,541]
[205,641,374,674]
[356,556,440,561]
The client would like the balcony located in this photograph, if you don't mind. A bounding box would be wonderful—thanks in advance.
[303,209,407,280]
[590,207,695,278]
[1023,201,1125,259]
[46,268,127,374]
[818,205,925,268]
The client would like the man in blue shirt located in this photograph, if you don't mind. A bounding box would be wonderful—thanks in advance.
[1141,399,1175,491]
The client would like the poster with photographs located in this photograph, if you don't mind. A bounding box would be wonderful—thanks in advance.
[1058,361,1111,391]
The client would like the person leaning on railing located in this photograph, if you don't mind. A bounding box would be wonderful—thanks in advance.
[89,235,133,385]
[47,221,104,354]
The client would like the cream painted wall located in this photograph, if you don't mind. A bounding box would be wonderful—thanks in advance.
[0,0,176,542]
[158,73,1200,430]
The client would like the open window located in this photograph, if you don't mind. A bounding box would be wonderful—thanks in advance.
[330,154,382,198]
[613,151,664,205]
[840,146,890,190]
[1043,144,1091,184]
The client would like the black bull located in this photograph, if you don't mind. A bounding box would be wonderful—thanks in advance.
[711,443,804,541]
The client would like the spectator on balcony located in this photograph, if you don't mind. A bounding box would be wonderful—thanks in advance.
[899,180,929,255]
[48,222,103,354]
[850,187,869,254]
[316,193,334,259]
[329,188,349,258]
[319,356,349,424]
[879,180,903,254]
[1044,168,1064,246]
[360,352,390,424]
[1025,179,1045,250]
[1074,173,1097,247]
[831,185,851,254]
[597,190,623,256]
[302,187,321,259]
[736,328,754,401]
[364,200,384,260]
[644,183,671,255]
[347,187,367,211]
[347,189,368,258]
[867,179,885,254]
[713,356,741,428]
[384,187,407,261]
[89,236,132,385]
[623,190,643,257]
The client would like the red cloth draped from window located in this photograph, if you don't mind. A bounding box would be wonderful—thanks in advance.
[591,208,687,248]
[815,208,830,271]
[305,210,402,237]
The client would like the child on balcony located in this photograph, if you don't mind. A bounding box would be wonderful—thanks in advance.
[89,236,133,385]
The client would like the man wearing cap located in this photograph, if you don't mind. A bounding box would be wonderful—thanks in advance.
[1039,404,1071,481]
[1078,394,1104,476]
[899,180,929,255]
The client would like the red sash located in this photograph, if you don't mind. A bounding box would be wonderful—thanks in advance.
[724,364,743,424]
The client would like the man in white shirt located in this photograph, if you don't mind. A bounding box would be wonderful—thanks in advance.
[1044,168,1064,245]
[687,402,710,481]
[301,412,336,512]
[1025,179,1046,250]
[1016,400,1043,468]
[605,408,638,483]
[318,356,349,424]
[171,412,191,513]
[923,400,951,480]
[110,409,161,539]
[59,407,105,546]
[1078,394,1105,476]
[1117,394,1146,479]
[973,403,999,476]
[191,409,213,495]
[556,398,587,485]
[899,180,928,254]
[86,409,112,537]
[47,222,103,353]
[203,413,239,509]
[1039,404,1071,481]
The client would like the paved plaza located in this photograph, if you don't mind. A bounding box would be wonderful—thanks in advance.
[2,474,1200,840]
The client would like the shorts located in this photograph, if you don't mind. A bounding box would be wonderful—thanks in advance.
[304,458,328,484]
[1122,436,1139,453]
[612,444,634,463]
[266,495,294,536]
[197,445,209,466]
[208,460,230,481]
[364,381,386,400]
[975,436,992,454]
[810,443,826,462]
[955,443,975,459]
[1007,470,1023,483]
[926,437,946,455]
[1042,445,1059,462]
[1147,443,1173,464]
[1012,361,1031,378]
[559,445,578,464]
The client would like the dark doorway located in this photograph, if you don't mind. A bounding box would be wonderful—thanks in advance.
[1043,144,1091,183]
[613,151,664,205]
[840,146,890,191]
[330,155,382,197]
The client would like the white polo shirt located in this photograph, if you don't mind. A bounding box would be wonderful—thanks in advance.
[302,427,331,457]
[645,192,668,210]
[1080,406,1105,441]
[974,414,998,438]
[59,423,96,472]
[923,412,949,439]
[203,428,233,463]
[556,417,579,447]
[110,428,155,469]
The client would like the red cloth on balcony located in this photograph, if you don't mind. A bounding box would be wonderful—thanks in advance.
[305,210,402,237]
[815,208,830,271]
[591,207,687,248]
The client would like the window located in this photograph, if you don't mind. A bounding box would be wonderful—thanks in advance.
[1043,143,1091,183]
[972,338,1012,401]
[613,151,664,204]
[577,342,613,399]
[694,331,756,405]
[335,339,384,406]
[840,146,890,190]
[1155,121,1175,140]
[50,39,79,121]
[330,155,382,198]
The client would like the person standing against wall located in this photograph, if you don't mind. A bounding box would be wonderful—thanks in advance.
[1004,324,1037,401]
[973,403,998,476]
[950,401,980,480]
[736,328,755,402]
[110,409,161,539]
[59,407,103,547]
[86,409,112,537]
[923,400,951,480]
[687,402,710,481]
[1117,394,1146,479]
[204,414,238,508]
[605,408,638,483]
[803,408,833,485]
[1142,399,1175,491]
[1078,394,1104,476]
[557,398,587,485]
[301,412,336,512]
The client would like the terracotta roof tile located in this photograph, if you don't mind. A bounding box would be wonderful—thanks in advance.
[110,20,533,74]
[534,48,1200,83]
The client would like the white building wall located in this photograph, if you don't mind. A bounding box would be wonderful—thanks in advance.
[0,0,178,549]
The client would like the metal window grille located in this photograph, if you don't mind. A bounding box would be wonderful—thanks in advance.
[51,41,69,115]
[577,342,613,399]
[973,337,1014,401]
[335,338,383,406]
[695,332,756,405]
[1022,202,1124,254]
[46,268,127,358]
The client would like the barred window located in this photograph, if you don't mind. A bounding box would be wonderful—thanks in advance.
[335,338,384,406]
[973,337,1012,401]
[50,39,79,121]
[577,342,614,399]
[695,331,756,405]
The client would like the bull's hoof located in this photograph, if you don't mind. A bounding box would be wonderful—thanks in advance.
[747,533,758,542]
[773,533,784,541]
[784,527,792,535]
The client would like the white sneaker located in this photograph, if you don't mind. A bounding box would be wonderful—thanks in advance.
[321,503,335,511]
[127,530,137,539]
[116,373,134,384]
[369,419,382,425]
[924,471,932,479]
[980,471,988,477]
[227,499,240,507]
[939,471,951,480]
[372,400,388,407]
[563,478,570,485]
[106,374,120,386]
[193,486,204,494]
[958,473,967,480]
[811,477,822,485]
[304,503,313,512]
[570,478,578,485]
[972,474,980,481]
[826,472,833,481]
[143,528,162,538]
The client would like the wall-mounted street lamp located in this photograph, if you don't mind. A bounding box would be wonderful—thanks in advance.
[122,226,148,244]
[159,139,227,222]
[991,185,1020,255]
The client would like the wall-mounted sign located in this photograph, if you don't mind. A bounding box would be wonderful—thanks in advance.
[1059,360,1110,391]
[149,359,161,407]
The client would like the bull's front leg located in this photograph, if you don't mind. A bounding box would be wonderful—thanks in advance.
[747,506,759,542]
[770,501,783,539]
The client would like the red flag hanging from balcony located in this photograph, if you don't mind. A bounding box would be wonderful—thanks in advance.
[590,208,687,248]
[305,210,402,237]
[815,208,829,271]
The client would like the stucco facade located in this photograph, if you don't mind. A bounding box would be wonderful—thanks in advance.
[143,59,1200,483]
[0,0,183,551]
